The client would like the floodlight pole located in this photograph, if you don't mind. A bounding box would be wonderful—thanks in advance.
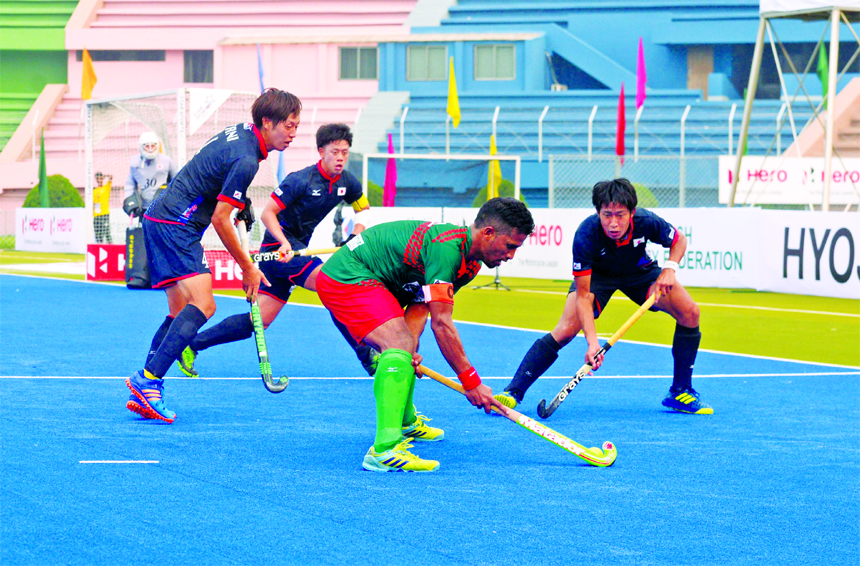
[729,16,767,207]
[823,8,841,212]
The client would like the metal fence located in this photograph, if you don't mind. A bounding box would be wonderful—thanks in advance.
[548,155,721,208]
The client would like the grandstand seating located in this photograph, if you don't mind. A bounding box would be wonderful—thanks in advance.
[0,94,37,154]
[379,91,819,159]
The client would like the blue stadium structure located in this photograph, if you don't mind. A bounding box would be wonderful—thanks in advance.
[366,0,858,206]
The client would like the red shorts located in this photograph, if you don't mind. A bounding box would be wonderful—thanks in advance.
[316,272,404,343]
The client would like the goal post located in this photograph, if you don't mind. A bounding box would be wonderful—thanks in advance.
[84,88,280,250]
[361,152,521,203]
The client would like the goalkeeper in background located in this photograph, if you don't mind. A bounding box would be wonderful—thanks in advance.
[125,88,302,424]
[177,123,379,377]
[124,131,179,216]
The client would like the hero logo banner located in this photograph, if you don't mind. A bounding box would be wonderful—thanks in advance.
[15,208,85,253]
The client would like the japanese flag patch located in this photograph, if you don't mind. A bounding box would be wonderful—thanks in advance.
[337,186,346,196]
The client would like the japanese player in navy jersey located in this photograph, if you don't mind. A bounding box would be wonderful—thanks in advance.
[126,88,302,423]
[496,178,712,415]
[176,123,380,378]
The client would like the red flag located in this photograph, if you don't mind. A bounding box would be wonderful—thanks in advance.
[616,82,626,164]
[383,133,397,207]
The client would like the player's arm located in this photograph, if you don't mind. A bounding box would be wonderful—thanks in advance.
[427,298,505,414]
[653,229,686,303]
[349,195,371,235]
[211,200,270,301]
[573,274,604,370]
[260,198,294,262]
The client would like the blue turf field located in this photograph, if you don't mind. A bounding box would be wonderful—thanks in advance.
[1,274,858,565]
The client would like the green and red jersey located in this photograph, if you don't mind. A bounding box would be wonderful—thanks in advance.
[321,220,481,304]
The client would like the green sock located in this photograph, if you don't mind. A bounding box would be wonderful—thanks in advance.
[372,349,414,453]
[402,378,417,427]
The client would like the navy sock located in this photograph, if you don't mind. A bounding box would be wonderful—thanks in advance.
[329,312,376,369]
[146,315,174,367]
[671,324,701,391]
[505,333,562,401]
[189,313,254,353]
[145,305,209,378]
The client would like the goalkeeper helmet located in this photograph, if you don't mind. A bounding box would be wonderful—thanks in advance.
[139,132,160,160]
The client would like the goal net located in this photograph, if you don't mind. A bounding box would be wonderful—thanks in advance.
[84,89,281,254]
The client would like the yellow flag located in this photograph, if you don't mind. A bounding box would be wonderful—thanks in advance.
[82,48,98,100]
[447,57,460,128]
[487,135,502,200]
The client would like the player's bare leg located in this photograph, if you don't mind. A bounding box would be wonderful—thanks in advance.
[497,292,583,408]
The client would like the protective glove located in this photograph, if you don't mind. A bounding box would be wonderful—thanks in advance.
[235,197,255,230]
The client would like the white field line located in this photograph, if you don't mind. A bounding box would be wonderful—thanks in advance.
[79,460,159,464]
[2,274,856,369]
[478,287,860,318]
[4,372,858,380]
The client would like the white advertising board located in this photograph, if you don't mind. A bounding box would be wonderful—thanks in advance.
[759,1,860,15]
[307,205,857,299]
[645,208,757,290]
[15,208,86,253]
[758,210,859,298]
[718,155,860,206]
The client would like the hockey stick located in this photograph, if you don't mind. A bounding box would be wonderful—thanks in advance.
[537,292,656,419]
[418,365,617,467]
[250,247,341,263]
[239,221,289,394]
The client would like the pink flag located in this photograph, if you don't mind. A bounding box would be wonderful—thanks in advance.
[636,37,647,110]
[383,133,397,207]
[616,83,626,164]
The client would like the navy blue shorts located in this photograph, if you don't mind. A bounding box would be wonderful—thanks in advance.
[569,263,662,319]
[142,217,210,289]
[258,251,323,304]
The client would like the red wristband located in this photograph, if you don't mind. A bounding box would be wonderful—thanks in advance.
[458,367,481,391]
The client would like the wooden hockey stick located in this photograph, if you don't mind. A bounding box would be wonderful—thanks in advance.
[250,247,341,263]
[239,221,289,394]
[537,292,657,419]
[418,365,617,467]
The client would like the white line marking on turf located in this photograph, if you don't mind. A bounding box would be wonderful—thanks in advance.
[478,288,859,317]
[79,460,159,464]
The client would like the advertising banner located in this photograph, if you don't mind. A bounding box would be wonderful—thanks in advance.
[15,208,86,253]
[718,155,860,206]
[758,210,859,298]
[86,244,125,281]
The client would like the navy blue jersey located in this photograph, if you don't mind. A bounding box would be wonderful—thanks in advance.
[263,161,364,248]
[572,208,678,279]
[145,123,266,235]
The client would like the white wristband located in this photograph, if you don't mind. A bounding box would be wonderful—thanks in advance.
[663,260,679,272]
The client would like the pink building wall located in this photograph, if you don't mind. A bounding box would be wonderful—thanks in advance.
[1,0,416,208]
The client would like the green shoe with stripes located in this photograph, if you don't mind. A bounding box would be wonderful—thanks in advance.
[362,440,439,473]
[662,387,713,414]
[402,412,444,442]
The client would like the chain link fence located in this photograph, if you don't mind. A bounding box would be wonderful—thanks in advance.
[548,155,720,208]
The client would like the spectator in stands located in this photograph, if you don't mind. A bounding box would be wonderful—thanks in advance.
[124,131,179,217]
[93,172,113,243]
